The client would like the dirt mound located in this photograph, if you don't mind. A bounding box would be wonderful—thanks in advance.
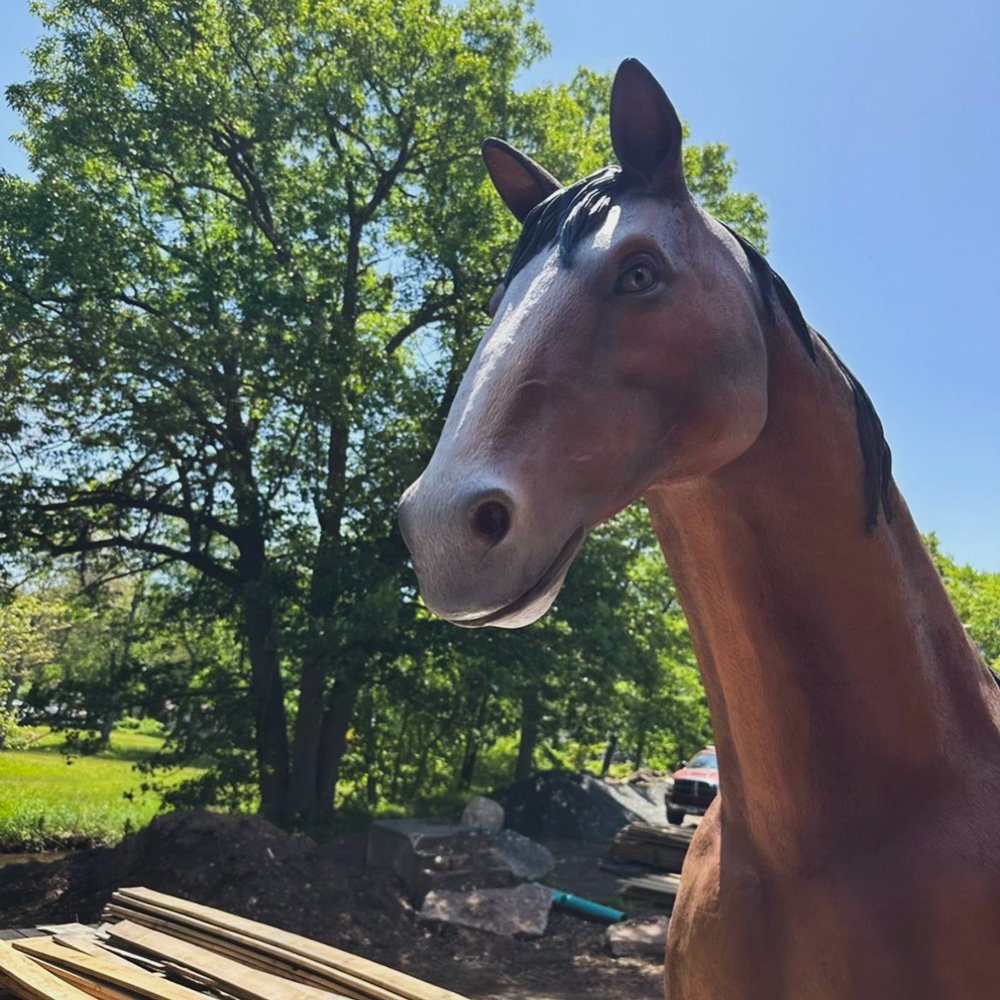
[0,810,404,951]
[492,771,668,842]
[0,810,663,1000]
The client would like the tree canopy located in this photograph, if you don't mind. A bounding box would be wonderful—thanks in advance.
[1,0,767,825]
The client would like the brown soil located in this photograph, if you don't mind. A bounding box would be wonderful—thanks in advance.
[0,810,664,1000]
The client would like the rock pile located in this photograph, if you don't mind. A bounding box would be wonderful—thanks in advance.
[366,801,560,938]
[491,770,668,842]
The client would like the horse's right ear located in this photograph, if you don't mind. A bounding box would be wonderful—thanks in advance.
[481,138,561,223]
[610,59,686,197]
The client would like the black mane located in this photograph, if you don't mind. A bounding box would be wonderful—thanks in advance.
[503,166,629,287]
[500,169,893,531]
[722,225,893,530]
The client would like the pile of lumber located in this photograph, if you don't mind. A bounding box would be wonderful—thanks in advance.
[608,823,693,874]
[0,886,472,1000]
[618,872,683,907]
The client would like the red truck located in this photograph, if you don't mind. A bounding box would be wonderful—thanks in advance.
[665,746,718,825]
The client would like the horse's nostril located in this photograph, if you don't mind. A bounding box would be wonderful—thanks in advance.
[471,499,511,546]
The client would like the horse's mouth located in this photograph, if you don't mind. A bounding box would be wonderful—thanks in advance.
[450,526,587,629]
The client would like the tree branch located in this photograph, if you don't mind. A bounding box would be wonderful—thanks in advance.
[39,490,240,545]
[384,298,454,356]
[31,531,240,590]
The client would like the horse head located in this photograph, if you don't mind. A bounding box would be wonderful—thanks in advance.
[398,59,773,627]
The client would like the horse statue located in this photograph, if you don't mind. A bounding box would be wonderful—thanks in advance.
[397,58,1000,998]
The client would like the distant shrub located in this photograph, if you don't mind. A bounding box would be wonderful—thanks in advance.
[116,716,165,736]
[0,724,35,750]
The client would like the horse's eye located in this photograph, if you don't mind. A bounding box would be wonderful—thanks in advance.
[617,262,657,294]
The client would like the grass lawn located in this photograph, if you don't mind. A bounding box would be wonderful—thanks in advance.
[0,728,202,851]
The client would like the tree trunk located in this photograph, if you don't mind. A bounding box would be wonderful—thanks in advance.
[458,691,489,790]
[287,654,328,822]
[515,688,541,782]
[361,688,379,806]
[600,734,619,777]
[634,730,646,771]
[314,676,360,816]
[285,418,350,825]
[100,709,116,746]
[457,740,479,791]
[409,729,437,801]
[242,589,290,824]
[390,704,411,800]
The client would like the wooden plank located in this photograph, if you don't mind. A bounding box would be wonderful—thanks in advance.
[111,920,361,1000]
[103,904,381,1000]
[45,940,141,975]
[104,906,387,1000]
[0,975,44,1000]
[33,931,98,943]
[0,942,97,1000]
[76,947,162,978]
[102,912,299,986]
[609,822,693,874]
[12,938,207,1000]
[116,921,368,1000]
[619,872,682,905]
[622,873,682,888]
[102,910,326,984]
[112,888,471,1000]
[105,922,343,1000]
[21,959,146,1000]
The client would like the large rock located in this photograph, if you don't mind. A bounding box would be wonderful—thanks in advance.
[487,829,554,881]
[461,795,504,831]
[606,916,669,957]
[419,883,552,938]
[367,818,555,904]
[492,770,668,842]
[367,819,517,903]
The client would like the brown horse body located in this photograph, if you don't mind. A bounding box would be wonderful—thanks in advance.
[652,317,1000,998]
[398,59,1000,998]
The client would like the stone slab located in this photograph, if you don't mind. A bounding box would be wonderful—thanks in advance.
[487,829,554,881]
[606,916,669,957]
[419,883,552,938]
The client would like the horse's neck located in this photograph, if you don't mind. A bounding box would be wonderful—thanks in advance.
[645,325,999,873]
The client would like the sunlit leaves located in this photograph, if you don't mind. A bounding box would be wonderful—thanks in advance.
[927,534,1000,669]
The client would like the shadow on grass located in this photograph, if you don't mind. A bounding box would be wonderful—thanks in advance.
[21,728,167,765]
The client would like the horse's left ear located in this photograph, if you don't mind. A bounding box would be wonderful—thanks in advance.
[481,138,561,223]
[610,59,687,197]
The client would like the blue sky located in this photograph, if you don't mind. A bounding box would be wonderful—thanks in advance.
[1,1,998,569]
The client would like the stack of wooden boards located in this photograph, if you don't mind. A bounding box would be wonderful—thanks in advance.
[615,871,683,907]
[609,823,693,874]
[608,823,694,908]
[0,887,472,1000]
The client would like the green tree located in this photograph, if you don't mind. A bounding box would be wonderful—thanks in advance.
[0,0,763,823]
[21,562,158,748]
[0,587,70,747]
[927,535,1000,669]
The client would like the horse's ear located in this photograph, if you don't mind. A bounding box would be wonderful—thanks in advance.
[481,138,561,223]
[610,59,686,196]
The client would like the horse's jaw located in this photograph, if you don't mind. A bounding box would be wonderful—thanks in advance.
[397,470,588,629]
[445,525,587,629]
